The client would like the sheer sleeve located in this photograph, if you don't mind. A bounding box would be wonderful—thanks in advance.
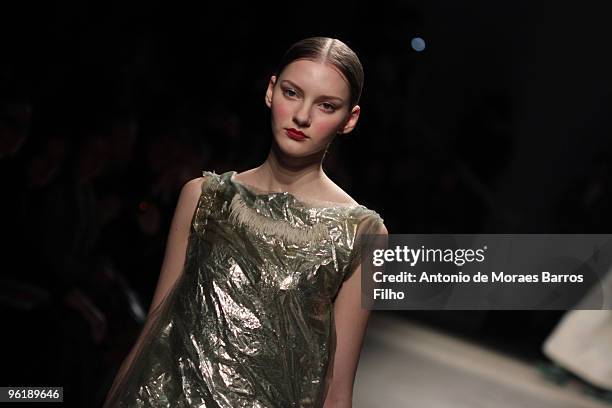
[102,283,181,407]
[343,210,387,283]
[102,173,215,407]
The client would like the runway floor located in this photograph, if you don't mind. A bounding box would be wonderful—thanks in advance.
[354,312,610,408]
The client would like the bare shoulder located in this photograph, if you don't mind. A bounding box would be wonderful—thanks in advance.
[322,178,360,206]
[233,168,258,184]
[377,222,389,235]
[181,176,205,198]
[175,176,209,213]
[181,171,220,196]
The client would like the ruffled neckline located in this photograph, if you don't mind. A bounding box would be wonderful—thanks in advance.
[225,171,364,210]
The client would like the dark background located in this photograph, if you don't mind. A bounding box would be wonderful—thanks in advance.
[1,1,612,406]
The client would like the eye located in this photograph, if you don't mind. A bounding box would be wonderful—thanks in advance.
[283,88,297,98]
[321,103,336,112]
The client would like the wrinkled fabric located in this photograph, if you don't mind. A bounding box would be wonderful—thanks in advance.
[103,170,384,408]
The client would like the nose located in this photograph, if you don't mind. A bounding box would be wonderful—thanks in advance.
[292,103,311,128]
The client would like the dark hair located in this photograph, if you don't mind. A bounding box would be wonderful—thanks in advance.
[274,37,364,109]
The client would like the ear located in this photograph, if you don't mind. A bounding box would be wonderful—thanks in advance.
[337,105,361,135]
[265,75,276,108]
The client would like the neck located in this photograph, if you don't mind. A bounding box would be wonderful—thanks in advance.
[253,143,328,193]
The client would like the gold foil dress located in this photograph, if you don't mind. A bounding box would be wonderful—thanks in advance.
[104,170,384,407]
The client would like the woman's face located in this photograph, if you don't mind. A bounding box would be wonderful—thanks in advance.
[265,59,360,159]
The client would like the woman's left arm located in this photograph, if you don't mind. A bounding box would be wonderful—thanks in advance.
[323,223,388,408]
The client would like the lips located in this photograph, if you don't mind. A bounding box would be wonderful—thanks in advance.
[285,128,307,140]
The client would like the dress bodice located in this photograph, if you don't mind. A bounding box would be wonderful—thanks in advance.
[103,169,384,408]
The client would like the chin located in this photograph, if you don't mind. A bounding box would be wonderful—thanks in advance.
[276,141,310,158]
[273,134,318,159]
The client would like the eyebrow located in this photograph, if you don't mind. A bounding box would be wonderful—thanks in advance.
[281,80,345,103]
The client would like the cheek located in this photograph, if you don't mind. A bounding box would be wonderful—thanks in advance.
[272,101,291,122]
[313,118,339,137]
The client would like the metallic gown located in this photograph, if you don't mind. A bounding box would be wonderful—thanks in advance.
[103,170,384,407]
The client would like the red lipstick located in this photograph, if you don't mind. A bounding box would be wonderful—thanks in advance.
[285,128,307,141]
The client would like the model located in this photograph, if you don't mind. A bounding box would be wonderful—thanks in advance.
[103,36,387,408]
